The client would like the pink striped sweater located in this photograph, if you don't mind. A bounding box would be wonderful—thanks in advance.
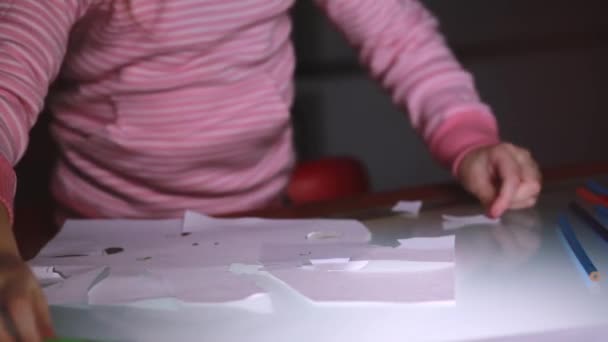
[0,0,499,222]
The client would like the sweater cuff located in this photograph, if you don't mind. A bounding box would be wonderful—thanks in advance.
[0,154,16,226]
[428,111,500,176]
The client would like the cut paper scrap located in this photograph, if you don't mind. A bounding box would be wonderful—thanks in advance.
[391,200,423,216]
[87,266,266,305]
[303,258,370,272]
[31,266,63,286]
[442,214,500,230]
[397,235,455,250]
[269,261,454,303]
[310,257,351,265]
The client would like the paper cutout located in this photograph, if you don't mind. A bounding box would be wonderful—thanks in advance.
[306,231,342,240]
[397,235,455,250]
[310,257,351,265]
[391,200,423,215]
[31,266,63,286]
[442,214,500,230]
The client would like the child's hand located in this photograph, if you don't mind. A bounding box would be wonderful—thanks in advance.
[0,251,54,342]
[457,143,541,218]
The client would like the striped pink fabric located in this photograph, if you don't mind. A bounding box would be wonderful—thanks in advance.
[0,0,498,221]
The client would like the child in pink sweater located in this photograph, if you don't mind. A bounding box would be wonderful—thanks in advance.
[0,0,540,340]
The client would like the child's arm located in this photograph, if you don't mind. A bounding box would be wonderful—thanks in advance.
[314,0,541,216]
[0,1,92,340]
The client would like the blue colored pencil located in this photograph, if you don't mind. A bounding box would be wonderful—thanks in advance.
[595,205,608,219]
[586,180,608,197]
[569,201,608,243]
[557,215,600,282]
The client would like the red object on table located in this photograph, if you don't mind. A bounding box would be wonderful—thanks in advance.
[287,157,370,205]
[575,187,608,208]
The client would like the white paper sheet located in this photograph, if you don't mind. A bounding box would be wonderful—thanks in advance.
[87,266,265,305]
[397,235,455,250]
[34,211,455,306]
[38,218,183,258]
[301,260,370,272]
[31,266,63,286]
[391,200,423,216]
[442,214,500,230]
[182,211,372,243]
[259,243,369,267]
[269,261,454,302]
[43,267,109,305]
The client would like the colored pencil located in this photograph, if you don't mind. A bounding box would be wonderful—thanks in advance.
[586,180,608,197]
[576,187,608,208]
[557,215,600,282]
[569,201,608,243]
[595,204,608,219]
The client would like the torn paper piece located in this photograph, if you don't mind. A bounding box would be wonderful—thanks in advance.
[442,214,500,230]
[306,231,342,240]
[392,200,423,216]
[397,235,455,251]
[269,262,454,303]
[43,267,109,305]
[310,258,351,265]
[31,266,63,287]
[301,260,370,272]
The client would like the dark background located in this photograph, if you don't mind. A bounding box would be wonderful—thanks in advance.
[290,0,608,191]
[16,0,608,206]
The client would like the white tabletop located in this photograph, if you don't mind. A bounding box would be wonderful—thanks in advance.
[50,181,608,341]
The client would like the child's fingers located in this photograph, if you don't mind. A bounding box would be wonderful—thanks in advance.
[8,296,40,342]
[511,181,541,207]
[462,166,496,209]
[497,144,541,208]
[488,150,521,218]
[34,291,55,339]
[0,319,15,342]
[509,194,538,210]
[505,144,542,183]
[507,147,542,206]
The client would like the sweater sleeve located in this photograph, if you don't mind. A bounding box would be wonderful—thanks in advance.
[314,0,500,174]
[0,0,90,224]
